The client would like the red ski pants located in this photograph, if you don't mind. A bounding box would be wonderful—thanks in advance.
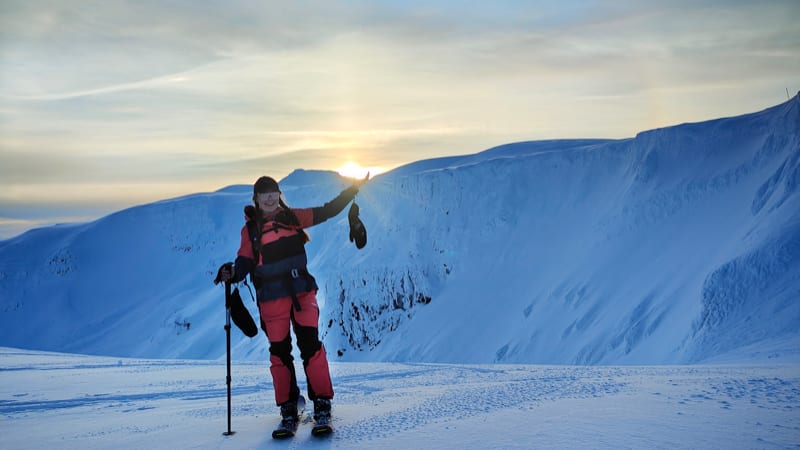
[259,290,334,405]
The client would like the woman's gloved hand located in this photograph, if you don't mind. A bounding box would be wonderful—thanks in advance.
[352,172,370,190]
[214,262,234,284]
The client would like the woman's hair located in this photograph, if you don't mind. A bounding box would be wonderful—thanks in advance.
[277,196,300,226]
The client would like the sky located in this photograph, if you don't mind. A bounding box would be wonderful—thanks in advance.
[1,0,798,239]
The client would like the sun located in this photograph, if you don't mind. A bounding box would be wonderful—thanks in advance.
[337,162,380,180]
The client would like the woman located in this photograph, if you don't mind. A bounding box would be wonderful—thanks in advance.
[217,174,367,438]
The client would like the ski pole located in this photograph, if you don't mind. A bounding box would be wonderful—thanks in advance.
[223,280,235,436]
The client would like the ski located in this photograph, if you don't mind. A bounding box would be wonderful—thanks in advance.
[311,423,333,437]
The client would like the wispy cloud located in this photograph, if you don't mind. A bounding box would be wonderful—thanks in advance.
[0,63,217,101]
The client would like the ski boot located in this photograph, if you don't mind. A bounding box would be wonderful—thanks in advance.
[272,397,304,439]
[311,398,333,437]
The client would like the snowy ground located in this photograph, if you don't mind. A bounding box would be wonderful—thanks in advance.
[1,348,798,449]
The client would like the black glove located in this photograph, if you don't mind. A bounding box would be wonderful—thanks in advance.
[348,202,367,249]
[214,262,234,285]
[230,288,259,338]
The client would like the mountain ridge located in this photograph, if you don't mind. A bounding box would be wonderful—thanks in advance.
[1,95,798,364]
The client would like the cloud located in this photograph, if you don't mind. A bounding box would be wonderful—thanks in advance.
[187,125,478,176]
[0,0,798,239]
[1,64,218,101]
[4,1,796,106]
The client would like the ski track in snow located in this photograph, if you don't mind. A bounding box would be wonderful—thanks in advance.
[333,364,626,441]
[2,349,799,449]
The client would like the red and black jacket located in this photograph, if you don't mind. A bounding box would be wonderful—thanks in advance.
[231,186,358,303]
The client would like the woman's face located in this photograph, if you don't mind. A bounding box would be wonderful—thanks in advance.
[255,191,281,213]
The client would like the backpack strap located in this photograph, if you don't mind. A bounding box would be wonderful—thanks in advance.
[245,219,262,263]
[244,206,262,287]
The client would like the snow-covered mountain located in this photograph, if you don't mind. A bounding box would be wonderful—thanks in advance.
[1,95,798,365]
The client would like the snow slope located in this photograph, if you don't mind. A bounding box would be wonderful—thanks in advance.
[0,96,798,365]
[1,347,798,449]
[329,95,800,365]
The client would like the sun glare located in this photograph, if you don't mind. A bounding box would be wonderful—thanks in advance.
[337,162,381,180]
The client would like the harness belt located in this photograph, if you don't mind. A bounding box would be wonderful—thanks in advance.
[259,268,309,311]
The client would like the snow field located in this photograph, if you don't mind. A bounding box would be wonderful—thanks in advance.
[2,348,798,449]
